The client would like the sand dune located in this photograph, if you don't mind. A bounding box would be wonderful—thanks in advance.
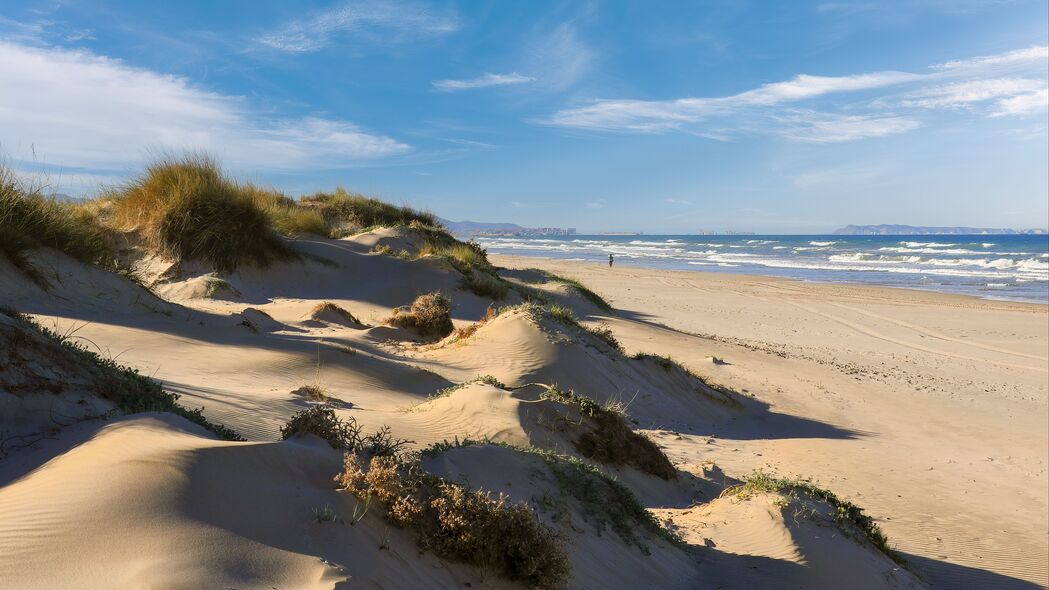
[4,228,1033,588]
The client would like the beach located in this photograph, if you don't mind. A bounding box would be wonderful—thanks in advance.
[492,254,1049,589]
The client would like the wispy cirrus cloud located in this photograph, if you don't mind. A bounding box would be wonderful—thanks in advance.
[544,45,1048,142]
[255,0,458,53]
[432,72,534,92]
[0,41,409,178]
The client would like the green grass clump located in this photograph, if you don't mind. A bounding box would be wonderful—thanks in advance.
[387,292,454,338]
[301,188,439,232]
[1,307,242,440]
[727,470,900,563]
[280,404,363,450]
[541,304,622,352]
[632,352,677,372]
[337,453,570,589]
[462,270,509,299]
[0,167,113,284]
[245,185,330,237]
[430,374,506,400]
[539,386,676,480]
[545,273,613,312]
[111,155,294,272]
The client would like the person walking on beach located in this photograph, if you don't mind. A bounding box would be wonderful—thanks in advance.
[608,253,614,268]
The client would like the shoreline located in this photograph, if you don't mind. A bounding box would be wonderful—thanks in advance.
[491,253,1049,308]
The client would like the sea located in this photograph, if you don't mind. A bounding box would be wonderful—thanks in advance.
[473,234,1049,304]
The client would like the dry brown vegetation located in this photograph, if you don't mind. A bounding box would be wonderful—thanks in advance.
[540,386,676,480]
[336,453,570,589]
[310,301,361,325]
[387,292,454,338]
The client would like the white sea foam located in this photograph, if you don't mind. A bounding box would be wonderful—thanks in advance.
[809,241,837,246]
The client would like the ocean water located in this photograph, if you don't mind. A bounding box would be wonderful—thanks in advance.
[474,234,1049,304]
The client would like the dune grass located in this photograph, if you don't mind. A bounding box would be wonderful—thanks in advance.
[109,155,295,272]
[0,166,113,284]
[539,386,677,480]
[245,185,330,237]
[416,239,509,300]
[545,273,613,312]
[387,292,454,338]
[301,188,440,234]
[726,470,900,563]
[310,301,361,325]
[420,439,679,553]
[1,307,242,440]
[337,453,570,589]
[541,303,623,352]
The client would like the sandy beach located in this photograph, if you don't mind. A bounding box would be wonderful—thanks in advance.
[492,254,1049,589]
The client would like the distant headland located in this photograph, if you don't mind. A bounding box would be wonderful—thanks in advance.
[833,224,1047,235]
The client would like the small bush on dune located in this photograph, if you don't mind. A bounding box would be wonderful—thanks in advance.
[110,155,294,272]
[418,240,508,300]
[337,453,569,589]
[280,405,363,450]
[541,304,622,352]
[0,167,113,283]
[540,386,676,480]
[310,301,361,325]
[388,292,454,338]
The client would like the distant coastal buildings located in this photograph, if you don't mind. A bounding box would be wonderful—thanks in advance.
[439,218,576,237]
[834,224,1048,235]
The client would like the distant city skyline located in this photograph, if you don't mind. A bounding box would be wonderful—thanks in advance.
[1,0,1047,233]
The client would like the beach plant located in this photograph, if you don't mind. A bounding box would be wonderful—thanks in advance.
[429,375,506,400]
[280,405,364,450]
[313,504,340,524]
[335,453,570,589]
[725,470,900,563]
[109,154,295,272]
[544,273,613,312]
[244,185,330,237]
[310,301,361,325]
[387,292,454,338]
[539,386,676,480]
[0,166,114,284]
[0,307,242,441]
[300,188,440,232]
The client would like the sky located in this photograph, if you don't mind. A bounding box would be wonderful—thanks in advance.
[1,0,1047,233]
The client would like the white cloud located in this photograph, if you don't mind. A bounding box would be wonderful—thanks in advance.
[432,72,535,92]
[255,0,458,53]
[937,45,1049,70]
[521,23,595,92]
[0,41,409,173]
[776,112,922,143]
[545,45,1049,141]
[900,77,1046,108]
[991,88,1049,117]
[547,71,917,132]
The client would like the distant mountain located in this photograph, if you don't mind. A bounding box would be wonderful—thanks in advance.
[833,224,1047,236]
[438,218,576,236]
[438,218,526,234]
[49,193,85,204]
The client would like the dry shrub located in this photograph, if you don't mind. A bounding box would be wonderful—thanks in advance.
[541,387,676,480]
[310,301,361,324]
[453,307,497,341]
[337,454,570,589]
[280,405,363,450]
[111,155,293,272]
[388,292,453,338]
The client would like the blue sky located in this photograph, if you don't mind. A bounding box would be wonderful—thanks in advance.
[1,0,1047,233]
